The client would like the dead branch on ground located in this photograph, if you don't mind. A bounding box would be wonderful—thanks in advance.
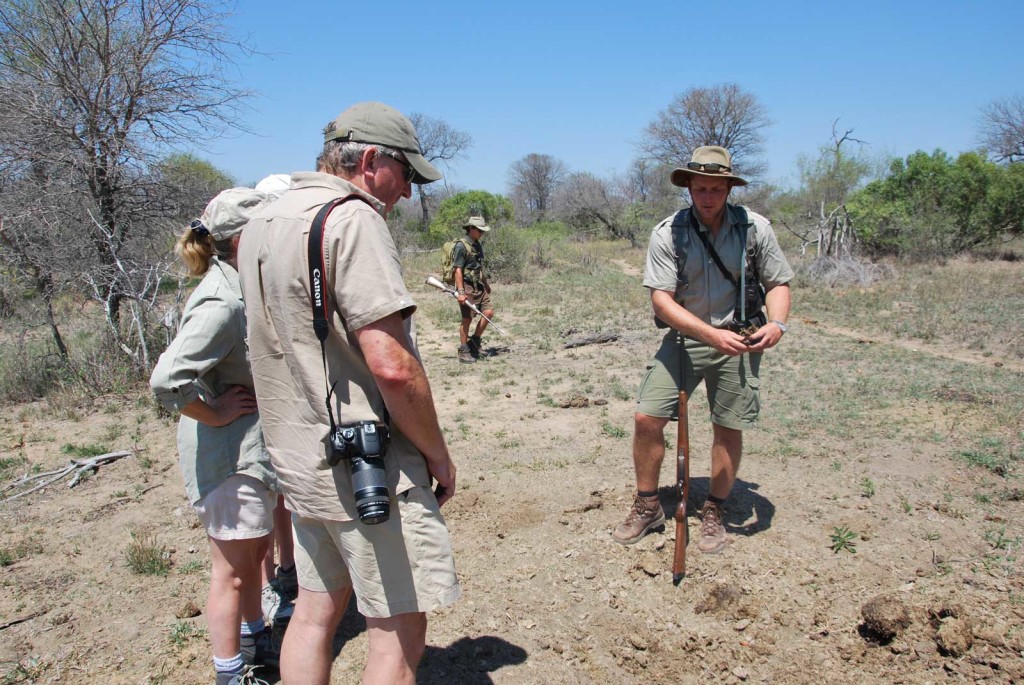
[2,450,135,502]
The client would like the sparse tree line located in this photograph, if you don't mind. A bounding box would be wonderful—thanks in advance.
[0,0,1022,403]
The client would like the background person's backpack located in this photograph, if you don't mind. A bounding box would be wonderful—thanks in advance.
[441,237,472,285]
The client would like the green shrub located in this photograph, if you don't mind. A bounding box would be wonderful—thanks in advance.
[125,532,172,576]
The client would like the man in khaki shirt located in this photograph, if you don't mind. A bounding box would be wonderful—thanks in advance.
[238,102,458,685]
[612,146,793,555]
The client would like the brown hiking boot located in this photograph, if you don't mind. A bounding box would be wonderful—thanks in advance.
[612,494,665,545]
[468,334,483,358]
[698,501,729,553]
[458,343,475,363]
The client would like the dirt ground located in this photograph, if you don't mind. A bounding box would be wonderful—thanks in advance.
[2,275,1022,684]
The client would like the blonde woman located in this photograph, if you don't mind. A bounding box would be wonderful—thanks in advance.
[151,188,278,685]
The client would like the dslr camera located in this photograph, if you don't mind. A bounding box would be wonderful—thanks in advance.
[328,420,391,525]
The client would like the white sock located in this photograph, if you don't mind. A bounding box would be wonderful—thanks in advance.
[240,617,265,636]
[213,653,244,673]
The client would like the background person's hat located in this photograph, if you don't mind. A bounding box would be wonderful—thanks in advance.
[194,187,269,241]
[323,102,442,185]
[463,216,490,232]
[254,173,291,199]
[670,146,748,187]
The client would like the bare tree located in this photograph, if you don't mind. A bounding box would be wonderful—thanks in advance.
[0,0,250,368]
[979,94,1024,164]
[507,153,568,223]
[408,113,473,229]
[641,83,771,183]
[555,172,640,246]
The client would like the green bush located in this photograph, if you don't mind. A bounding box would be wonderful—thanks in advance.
[848,150,1024,259]
[427,190,515,244]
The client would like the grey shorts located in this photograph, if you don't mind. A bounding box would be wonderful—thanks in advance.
[635,333,762,430]
[292,486,461,618]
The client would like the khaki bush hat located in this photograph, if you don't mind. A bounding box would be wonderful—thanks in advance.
[254,173,291,199]
[194,187,269,241]
[324,102,442,185]
[670,145,748,187]
[463,216,490,232]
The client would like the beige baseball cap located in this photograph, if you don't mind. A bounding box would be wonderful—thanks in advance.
[194,187,269,241]
[670,146,748,187]
[324,102,442,185]
[463,216,490,232]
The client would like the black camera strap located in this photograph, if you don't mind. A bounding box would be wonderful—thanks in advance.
[307,195,374,436]
[689,208,743,289]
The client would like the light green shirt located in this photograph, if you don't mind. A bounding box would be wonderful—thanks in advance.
[149,259,277,504]
[643,204,793,328]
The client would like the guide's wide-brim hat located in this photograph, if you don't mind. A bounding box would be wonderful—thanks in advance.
[463,216,490,232]
[670,145,748,187]
[324,101,442,185]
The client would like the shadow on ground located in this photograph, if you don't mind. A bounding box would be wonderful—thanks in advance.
[657,477,775,536]
[419,635,528,684]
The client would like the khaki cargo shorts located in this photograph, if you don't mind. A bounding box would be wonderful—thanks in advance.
[635,333,762,430]
[292,485,461,618]
[459,281,492,317]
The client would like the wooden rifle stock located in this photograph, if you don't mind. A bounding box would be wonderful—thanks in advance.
[672,387,690,584]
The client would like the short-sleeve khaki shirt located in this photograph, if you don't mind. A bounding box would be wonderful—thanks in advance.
[643,204,793,328]
[237,172,429,522]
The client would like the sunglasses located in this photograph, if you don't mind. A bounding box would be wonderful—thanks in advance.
[687,161,731,173]
[379,149,416,183]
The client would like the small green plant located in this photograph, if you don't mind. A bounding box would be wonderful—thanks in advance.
[60,442,109,458]
[860,477,876,498]
[924,531,941,541]
[829,525,858,554]
[0,549,13,567]
[601,421,627,439]
[830,460,842,472]
[984,527,1020,551]
[125,532,171,576]
[177,560,204,575]
[168,620,206,648]
[898,495,913,513]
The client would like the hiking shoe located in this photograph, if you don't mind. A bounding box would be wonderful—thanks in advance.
[215,665,269,685]
[275,564,298,602]
[458,343,475,363]
[260,581,293,628]
[612,494,666,545]
[240,627,280,671]
[468,334,483,358]
[698,501,729,554]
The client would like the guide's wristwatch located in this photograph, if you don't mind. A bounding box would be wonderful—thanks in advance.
[770,319,788,333]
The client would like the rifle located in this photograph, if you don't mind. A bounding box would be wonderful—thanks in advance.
[425,275,506,335]
[672,371,690,585]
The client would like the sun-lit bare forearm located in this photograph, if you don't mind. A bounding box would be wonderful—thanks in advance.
[765,283,791,324]
[650,289,718,344]
[355,314,449,469]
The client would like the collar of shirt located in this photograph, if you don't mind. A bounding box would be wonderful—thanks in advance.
[289,171,387,216]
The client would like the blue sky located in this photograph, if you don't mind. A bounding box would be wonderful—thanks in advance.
[200,0,1023,195]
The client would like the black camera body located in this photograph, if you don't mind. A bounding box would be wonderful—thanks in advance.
[328,420,391,525]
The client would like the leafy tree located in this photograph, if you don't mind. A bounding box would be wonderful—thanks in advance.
[428,190,514,241]
[0,0,251,369]
[507,153,568,223]
[641,83,771,184]
[848,150,1024,258]
[154,153,236,226]
[978,94,1024,164]
[408,113,473,229]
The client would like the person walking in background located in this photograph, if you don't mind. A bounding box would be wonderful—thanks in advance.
[612,146,793,554]
[237,102,460,685]
[150,188,280,685]
[453,216,495,363]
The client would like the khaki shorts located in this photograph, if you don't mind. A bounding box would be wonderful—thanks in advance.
[292,486,461,619]
[193,473,276,540]
[459,281,492,317]
[636,333,762,430]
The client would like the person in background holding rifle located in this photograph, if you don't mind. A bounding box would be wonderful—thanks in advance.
[453,216,495,363]
[237,102,459,685]
[612,146,793,555]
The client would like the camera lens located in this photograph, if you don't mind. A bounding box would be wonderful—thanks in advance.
[350,454,390,524]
